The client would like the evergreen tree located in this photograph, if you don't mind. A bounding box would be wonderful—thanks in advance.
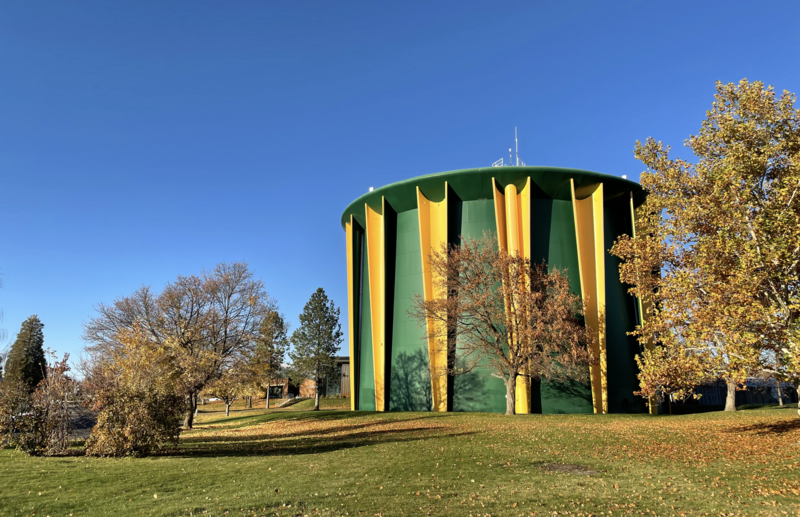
[289,288,343,410]
[5,315,47,392]
[254,311,289,409]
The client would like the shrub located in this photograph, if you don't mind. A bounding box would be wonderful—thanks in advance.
[85,386,184,457]
[84,327,186,457]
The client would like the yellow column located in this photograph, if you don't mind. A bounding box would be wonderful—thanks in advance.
[571,179,608,414]
[417,185,449,412]
[365,201,386,412]
[345,217,358,411]
[630,193,657,415]
[493,179,533,414]
[520,177,531,261]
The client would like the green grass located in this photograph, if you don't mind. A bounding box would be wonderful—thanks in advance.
[1,401,799,516]
[290,398,350,410]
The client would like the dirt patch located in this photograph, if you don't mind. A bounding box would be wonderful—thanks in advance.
[539,462,599,476]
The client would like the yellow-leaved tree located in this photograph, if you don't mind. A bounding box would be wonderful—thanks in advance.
[612,79,800,412]
[84,325,185,457]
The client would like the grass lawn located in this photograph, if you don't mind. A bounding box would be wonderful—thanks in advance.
[1,401,799,517]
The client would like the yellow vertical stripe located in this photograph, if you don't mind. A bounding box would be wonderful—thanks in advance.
[516,178,532,413]
[520,177,531,261]
[593,187,607,414]
[417,185,449,412]
[571,179,608,414]
[505,183,520,254]
[365,202,385,412]
[345,218,357,411]
[494,179,533,414]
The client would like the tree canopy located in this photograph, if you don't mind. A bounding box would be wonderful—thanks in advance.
[5,315,47,392]
[83,262,276,427]
[611,79,800,411]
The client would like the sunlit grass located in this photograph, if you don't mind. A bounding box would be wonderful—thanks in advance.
[1,402,798,516]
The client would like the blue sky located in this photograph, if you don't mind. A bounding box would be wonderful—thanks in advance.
[1,1,799,361]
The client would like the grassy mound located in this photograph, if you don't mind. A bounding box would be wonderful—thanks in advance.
[1,404,798,516]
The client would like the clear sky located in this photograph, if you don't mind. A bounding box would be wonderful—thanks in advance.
[1,1,799,362]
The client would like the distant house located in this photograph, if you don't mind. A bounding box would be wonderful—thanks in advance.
[298,356,351,398]
[323,356,351,397]
[265,378,293,400]
[266,356,351,399]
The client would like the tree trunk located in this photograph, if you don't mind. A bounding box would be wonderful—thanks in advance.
[725,379,737,412]
[504,376,516,415]
[314,374,320,411]
[225,402,231,417]
[266,387,271,409]
[667,395,672,415]
[796,387,800,418]
[776,379,784,407]
[248,396,252,409]
[200,397,205,405]
[184,392,197,429]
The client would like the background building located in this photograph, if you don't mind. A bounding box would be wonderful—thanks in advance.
[341,167,646,414]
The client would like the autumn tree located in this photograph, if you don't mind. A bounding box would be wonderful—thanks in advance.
[0,353,77,456]
[84,326,185,457]
[83,262,276,428]
[634,346,707,414]
[254,311,289,408]
[5,315,47,392]
[611,79,800,412]
[612,198,760,412]
[204,360,257,416]
[289,288,343,411]
[410,234,594,416]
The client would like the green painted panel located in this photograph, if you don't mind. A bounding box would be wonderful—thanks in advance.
[452,199,508,414]
[538,199,594,414]
[604,198,643,413]
[388,209,431,411]
[529,198,554,266]
[547,200,583,296]
[359,253,376,411]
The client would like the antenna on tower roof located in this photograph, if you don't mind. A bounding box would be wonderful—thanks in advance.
[491,129,526,167]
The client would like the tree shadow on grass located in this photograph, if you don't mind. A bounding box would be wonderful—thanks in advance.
[727,418,800,436]
[175,424,474,458]
[737,403,798,411]
[196,409,363,428]
[176,411,469,458]
[185,415,454,444]
[195,409,458,430]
